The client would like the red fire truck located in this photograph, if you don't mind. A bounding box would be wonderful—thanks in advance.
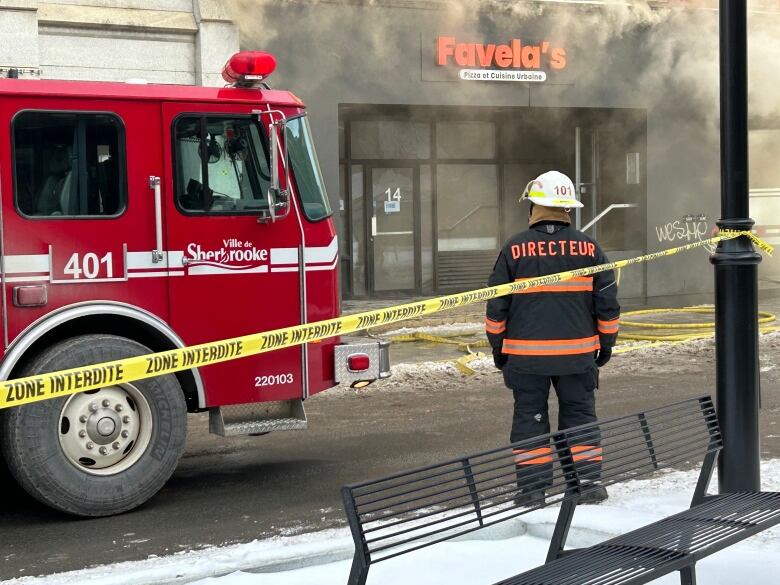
[0,52,389,517]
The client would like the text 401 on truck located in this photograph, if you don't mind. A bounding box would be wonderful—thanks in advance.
[0,52,389,517]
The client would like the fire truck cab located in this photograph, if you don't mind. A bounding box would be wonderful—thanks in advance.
[0,53,389,517]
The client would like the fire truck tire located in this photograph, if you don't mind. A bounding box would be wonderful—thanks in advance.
[0,335,187,517]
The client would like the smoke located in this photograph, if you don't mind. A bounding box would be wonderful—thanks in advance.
[223,1,780,123]
[224,0,779,286]
[225,2,721,122]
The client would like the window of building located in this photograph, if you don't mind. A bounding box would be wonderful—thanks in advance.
[350,120,431,159]
[436,164,499,252]
[350,164,366,296]
[420,164,434,293]
[173,116,271,214]
[749,129,780,284]
[436,121,495,159]
[14,112,125,218]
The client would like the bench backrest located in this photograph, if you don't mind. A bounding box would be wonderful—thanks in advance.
[342,396,721,572]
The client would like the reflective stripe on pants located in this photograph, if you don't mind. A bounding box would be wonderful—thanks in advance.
[513,447,554,465]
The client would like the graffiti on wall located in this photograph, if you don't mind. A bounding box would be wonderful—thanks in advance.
[655,214,715,252]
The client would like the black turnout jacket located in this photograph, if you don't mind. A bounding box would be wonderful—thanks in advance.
[486,221,620,375]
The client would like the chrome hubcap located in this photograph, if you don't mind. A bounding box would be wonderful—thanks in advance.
[58,385,152,476]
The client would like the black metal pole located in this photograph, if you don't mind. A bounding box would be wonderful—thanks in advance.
[710,0,762,492]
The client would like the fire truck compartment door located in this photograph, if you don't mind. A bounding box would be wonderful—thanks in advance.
[162,103,304,406]
[1,100,169,350]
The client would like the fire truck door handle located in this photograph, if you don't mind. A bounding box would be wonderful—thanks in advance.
[149,176,164,263]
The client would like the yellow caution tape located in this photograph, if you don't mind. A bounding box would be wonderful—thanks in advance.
[395,309,778,367]
[725,229,775,255]
[387,332,490,375]
[0,230,771,409]
[387,307,778,369]
[454,352,486,375]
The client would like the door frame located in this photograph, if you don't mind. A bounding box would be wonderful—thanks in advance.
[574,126,598,233]
[364,162,422,296]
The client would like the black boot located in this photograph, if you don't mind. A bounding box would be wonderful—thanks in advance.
[514,489,546,507]
[578,484,608,504]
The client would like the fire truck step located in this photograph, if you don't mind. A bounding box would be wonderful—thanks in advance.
[209,400,307,437]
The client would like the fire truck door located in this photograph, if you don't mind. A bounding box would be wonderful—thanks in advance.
[1,101,168,345]
[161,104,303,406]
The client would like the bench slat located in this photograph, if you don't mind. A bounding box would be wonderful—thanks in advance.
[354,409,719,516]
[359,437,721,550]
[346,397,717,493]
[495,492,780,585]
[362,437,719,544]
[367,442,723,562]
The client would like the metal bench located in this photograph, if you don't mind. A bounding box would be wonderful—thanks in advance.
[341,396,780,585]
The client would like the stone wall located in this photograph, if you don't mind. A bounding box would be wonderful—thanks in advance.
[0,0,238,85]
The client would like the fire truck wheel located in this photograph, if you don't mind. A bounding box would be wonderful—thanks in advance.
[0,335,187,517]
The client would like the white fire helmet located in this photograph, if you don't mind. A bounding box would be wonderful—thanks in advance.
[520,170,583,209]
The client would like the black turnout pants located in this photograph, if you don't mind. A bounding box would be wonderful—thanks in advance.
[504,368,603,493]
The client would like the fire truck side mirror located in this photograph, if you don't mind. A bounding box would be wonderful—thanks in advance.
[254,110,291,224]
[266,123,279,222]
[270,121,279,192]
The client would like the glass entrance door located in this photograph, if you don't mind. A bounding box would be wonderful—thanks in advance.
[368,166,419,294]
[575,125,641,248]
[575,127,598,233]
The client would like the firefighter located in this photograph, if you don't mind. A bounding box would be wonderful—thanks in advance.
[485,170,620,506]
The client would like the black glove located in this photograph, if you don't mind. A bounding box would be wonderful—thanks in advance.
[595,347,612,367]
[493,348,508,370]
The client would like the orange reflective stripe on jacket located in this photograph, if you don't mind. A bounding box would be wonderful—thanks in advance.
[513,447,554,465]
[485,317,507,334]
[597,317,620,335]
[502,335,600,356]
[571,445,603,462]
[515,276,593,294]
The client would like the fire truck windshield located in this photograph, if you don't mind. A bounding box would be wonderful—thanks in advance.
[285,115,332,221]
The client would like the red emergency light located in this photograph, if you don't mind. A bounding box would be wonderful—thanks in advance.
[222,51,277,87]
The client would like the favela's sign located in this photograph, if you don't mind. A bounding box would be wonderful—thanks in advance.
[436,36,566,82]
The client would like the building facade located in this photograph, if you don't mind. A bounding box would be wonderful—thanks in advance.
[0,0,238,85]
[2,0,777,301]
[241,0,779,302]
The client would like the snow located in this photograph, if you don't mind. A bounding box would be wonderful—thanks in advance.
[381,323,484,337]
[9,460,780,585]
[195,544,775,585]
